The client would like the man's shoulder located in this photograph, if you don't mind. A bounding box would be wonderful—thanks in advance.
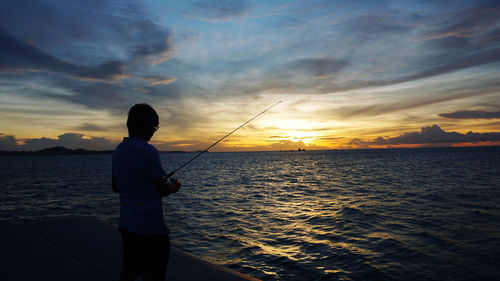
[130,140,159,157]
[141,141,159,155]
[113,138,157,156]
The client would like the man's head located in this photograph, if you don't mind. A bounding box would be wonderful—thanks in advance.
[127,103,159,141]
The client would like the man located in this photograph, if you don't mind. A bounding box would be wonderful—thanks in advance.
[112,103,181,281]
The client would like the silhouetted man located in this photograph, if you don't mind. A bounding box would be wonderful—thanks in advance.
[112,103,181,281]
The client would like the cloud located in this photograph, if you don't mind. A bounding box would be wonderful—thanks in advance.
[330,87,499,119]
[0,27,127,81]
[43,80,131,110]
[152,138,210,151]
[73,123,111,132]
[319,48,500,96]
[392,48,500,84]
[423,1,500,45]
[347,13,413,38]
[143,76,177,85]
[266,139,314,150]
[186,0,250,22]
[348,138,371,149]
[0,0,174,70]
[0,134,19,151]
[127,20,175,64]
[319,137,344,140]
[266,1,500,95]
[288,58,349,78]
[6,0,496,112]
[0,0,182,114]
[187,1,500,99]
[196,56,351,99]
[372,125,500,145]
[384,1,500,84]
[439,110,500,119]
[0,133,117,151]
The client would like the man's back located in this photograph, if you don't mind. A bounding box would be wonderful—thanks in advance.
[113,104,181,281]
[112,137,168,235]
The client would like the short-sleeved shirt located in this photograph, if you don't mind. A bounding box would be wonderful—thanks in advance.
[112,137,169,235]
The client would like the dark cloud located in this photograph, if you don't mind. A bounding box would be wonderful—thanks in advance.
[423,1,500,47]
[0,0,174,75]
[0,133,116,151]
[176,0,500,103]
[202,0,500,98]
[187,0,249,21]
[381,48,500,87]
[127,20,174,64]
[270,1,500,94]
[73,123,110,132]
[0,27,126,81]
[288,58,349,79]
[348,138,371,149]
[401,1,500,82]
[320,85,500,119]
[394,1,500,82]
[484,28,500,42]
[439,110,500,119]
[0,134,19,151]
[315,48,500,96]
[44,80,131,110]
[372,125,500,145]
[196,56,351,99]
[34,71,183,112]
[0,0,148,45]
[0,0,181,113]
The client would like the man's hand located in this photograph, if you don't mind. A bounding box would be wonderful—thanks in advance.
[151,176,181,197]
[169,178,181,194]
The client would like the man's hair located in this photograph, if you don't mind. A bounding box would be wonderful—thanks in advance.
[127,103,159,135]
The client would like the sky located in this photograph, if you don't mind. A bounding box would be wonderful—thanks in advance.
[1,0,500,151]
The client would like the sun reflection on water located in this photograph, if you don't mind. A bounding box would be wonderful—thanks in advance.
[2,148,499,281]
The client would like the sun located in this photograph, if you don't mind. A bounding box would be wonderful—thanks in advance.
[288,131,315,144]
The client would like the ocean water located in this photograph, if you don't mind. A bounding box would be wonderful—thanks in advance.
[1,147,500,280]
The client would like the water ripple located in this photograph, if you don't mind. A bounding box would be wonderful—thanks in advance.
[1,148,500,280]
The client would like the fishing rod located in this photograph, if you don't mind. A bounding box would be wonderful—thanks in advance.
[165,101,282,179]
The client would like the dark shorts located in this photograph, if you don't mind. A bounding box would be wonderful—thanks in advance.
[119,228,170,280]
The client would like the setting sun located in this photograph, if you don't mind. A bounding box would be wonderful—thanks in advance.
[286,131,316,145]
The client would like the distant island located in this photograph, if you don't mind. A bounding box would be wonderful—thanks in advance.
[0,146,187,156]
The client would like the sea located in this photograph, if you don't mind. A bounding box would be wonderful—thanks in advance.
[1,147,500,281]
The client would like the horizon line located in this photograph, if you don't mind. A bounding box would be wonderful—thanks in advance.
[1,144,500,155]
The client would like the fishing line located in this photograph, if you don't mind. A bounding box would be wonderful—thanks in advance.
[165,101,282,179]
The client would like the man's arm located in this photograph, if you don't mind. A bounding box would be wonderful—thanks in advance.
[151,177,181,197]
[112,175,119,193]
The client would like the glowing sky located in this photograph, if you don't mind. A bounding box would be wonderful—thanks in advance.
[1,0,500,151]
